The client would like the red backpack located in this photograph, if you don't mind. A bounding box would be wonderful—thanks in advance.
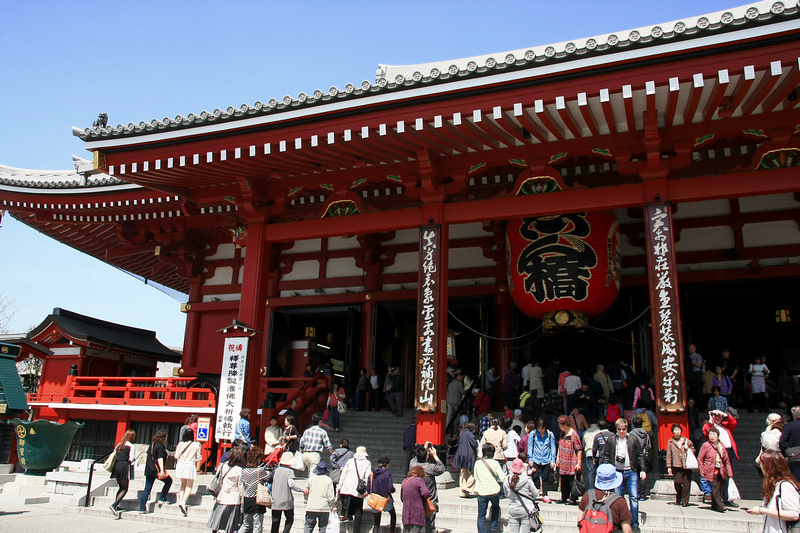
[578,490,621,533]
[606,403,620,423]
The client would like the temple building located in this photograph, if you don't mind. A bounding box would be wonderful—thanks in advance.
[1,0,799,450]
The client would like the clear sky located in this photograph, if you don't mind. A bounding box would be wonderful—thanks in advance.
[0,0,739,347]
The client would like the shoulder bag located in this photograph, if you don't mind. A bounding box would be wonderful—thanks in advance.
[683,438,699,470]
[511,479,543,532]
[481,458,504,497]
[103,446,118,472]
[776,481,800,532]
[150,445,171,481]
[366,472,389,512]
[352,458,368,495]
[256,467,273,507]
[401,477,436,515]
[208,464,230,496]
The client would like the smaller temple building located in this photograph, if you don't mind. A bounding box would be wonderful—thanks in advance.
[16,308,213,463]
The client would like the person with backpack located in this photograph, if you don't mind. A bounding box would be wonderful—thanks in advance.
[606,395,622,425]
[520,418,557,503]
[745,451,800,532]
[630,416,652,501]
[632,383,654,410]
[578,463,633,533]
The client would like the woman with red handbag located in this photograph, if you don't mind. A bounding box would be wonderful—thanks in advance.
[138,429,173,513]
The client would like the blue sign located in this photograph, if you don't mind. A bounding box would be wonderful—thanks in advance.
[197,427,209,440]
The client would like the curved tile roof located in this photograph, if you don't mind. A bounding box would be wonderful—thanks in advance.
[0,158,129,190]
[73,0,799,142]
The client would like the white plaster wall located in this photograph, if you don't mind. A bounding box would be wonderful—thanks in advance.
[674,226,735,252]
[742,220,800,247]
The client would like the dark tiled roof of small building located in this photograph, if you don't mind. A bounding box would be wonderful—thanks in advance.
[29,308,181,362]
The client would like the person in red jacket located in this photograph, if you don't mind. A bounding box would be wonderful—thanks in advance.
[702,410,739,460]
[697,427,734,512]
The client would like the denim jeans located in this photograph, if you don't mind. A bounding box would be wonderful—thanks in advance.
[138,474,172,511]
[328,406,340,430]
[700,475,712,494]
[615,470,639,527]
[477,493,500,533]
[585,458,597,491]
[304,511,328,533]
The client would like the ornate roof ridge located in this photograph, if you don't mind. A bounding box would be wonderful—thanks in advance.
[377,0,796,82]
[0,159,128,189]
[72,0,797,142]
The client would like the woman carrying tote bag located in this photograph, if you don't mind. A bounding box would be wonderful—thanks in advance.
[666,423,695,507]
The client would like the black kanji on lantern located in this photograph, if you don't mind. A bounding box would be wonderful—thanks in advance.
[516,213,598,303]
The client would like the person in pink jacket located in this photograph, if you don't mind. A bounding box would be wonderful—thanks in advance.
[697,427,733,513]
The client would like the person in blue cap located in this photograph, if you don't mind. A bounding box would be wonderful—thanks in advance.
[578,463,634,533]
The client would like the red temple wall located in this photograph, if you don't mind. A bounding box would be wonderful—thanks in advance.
[192,308,238,374]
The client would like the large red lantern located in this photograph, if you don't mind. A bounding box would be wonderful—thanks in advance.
[506,211,622,329]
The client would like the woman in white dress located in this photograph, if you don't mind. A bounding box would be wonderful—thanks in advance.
[174,428,203,515]
[749,355,770,413]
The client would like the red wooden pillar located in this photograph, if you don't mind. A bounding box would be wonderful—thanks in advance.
[238,222,271,428]
[360,265,380,371]
[493,289,512,387]
[415,215,449,446]
[182,279,203,371]
[644,202,689,448]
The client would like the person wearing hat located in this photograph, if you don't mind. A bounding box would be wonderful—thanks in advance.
[368,454,397,533]
[578,464,633,533]
[271,451,305,533]
[303,461,336,533]
[503,458,539,533]
[338,446,372,533]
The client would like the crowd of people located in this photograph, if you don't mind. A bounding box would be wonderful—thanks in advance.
[102,353,800,533]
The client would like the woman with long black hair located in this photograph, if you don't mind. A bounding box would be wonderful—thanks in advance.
[108,429,136,517]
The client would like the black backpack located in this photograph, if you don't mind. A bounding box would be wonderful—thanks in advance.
[543,392,561,414]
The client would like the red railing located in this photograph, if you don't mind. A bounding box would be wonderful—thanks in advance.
[259,375,332,427]
[28,376,213,408]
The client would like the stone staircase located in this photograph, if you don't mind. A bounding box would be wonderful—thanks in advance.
[329,407,416,481]
[67,471,767,532]
[729,410,770,500]
[58,408,768,532]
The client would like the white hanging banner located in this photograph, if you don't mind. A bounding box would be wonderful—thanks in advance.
[216,336,249,441]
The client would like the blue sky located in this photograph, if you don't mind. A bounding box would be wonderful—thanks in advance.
[0,0,739,347]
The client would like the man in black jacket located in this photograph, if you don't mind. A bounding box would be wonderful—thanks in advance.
[780,405,800,480]
[600,418,646,533]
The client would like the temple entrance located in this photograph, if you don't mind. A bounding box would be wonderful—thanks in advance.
[268,306,361,392]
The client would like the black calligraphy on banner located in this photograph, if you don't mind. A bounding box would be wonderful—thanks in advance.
[415,226,440,411]
[216,337,249,441]
[516,213,598,303]
[645,204,685,412]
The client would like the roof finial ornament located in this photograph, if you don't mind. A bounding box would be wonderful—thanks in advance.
[92,113,108,128]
